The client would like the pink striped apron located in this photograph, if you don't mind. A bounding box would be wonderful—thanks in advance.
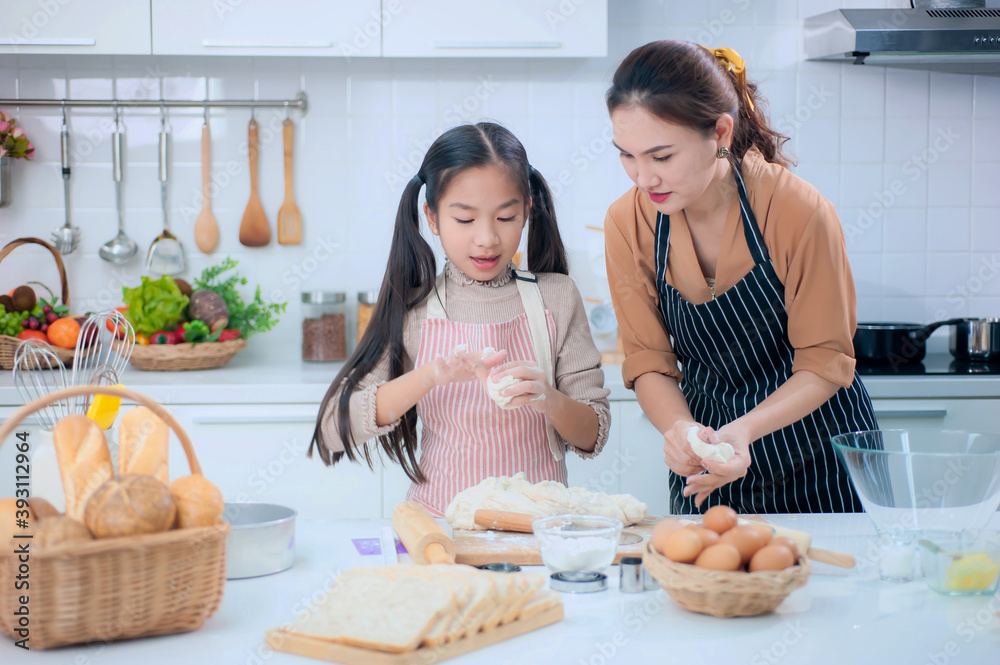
[405,269,568,515]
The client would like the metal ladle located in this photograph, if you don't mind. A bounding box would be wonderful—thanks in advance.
[99,106,138,264]
[50,103,80,255]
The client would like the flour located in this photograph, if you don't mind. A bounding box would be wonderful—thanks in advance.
[540,536,616,572]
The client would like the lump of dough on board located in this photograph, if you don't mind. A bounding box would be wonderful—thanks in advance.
[687,425,735,464]
[445,472,647,530]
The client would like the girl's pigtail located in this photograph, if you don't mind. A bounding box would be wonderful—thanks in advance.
[526,167,569,276]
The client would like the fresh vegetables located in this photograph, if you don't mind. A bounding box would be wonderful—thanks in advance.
[121,275,190,336]
[193,257,285,340]
[0,282,74,343]
[189,289,229,333]
[150,331,180,345]
[180,320,220,343]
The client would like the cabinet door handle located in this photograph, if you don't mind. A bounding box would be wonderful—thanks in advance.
[192,415,318,425]
[0,38,96,46]
[201,40,333,48]
[873,409,948,419]
[433,41,561,49]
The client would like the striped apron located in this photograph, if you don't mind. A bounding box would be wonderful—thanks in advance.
[405,268,567,515]
[656,161,878,514]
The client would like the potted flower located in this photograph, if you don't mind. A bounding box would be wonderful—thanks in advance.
[0,110,35,208]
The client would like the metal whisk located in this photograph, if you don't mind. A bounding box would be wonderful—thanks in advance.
[12,340,73,431]
[71,308,135,414]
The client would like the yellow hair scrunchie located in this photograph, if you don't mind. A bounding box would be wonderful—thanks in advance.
[702,46,755,113]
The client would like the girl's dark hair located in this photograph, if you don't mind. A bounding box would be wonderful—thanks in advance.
[606,40,793,168]
[308,122,568,483]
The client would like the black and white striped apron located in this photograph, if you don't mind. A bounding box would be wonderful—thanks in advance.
[656,159,878,514]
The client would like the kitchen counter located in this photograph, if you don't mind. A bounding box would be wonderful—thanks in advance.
[3,514,998,664]
[1,346,999,405]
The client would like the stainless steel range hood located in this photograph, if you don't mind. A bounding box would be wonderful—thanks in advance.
[805,8,1000,74]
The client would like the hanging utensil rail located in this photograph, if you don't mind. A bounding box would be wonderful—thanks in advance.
[0,91,308,115]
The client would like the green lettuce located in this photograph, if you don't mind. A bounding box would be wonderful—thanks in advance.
[121,275,190,335]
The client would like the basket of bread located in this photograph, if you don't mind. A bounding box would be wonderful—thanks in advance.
[642,505,810,618]
[0,385,229,650]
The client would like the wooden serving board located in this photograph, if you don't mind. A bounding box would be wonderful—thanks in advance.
[452,516,661,566]
[264,603,564,665]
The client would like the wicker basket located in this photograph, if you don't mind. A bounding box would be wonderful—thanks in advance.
[129,338,247,371]
[642,541,810,618]
[0,385,230,650]
[0,237,75,370]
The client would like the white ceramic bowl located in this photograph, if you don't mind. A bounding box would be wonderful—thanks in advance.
[532,514,623,574]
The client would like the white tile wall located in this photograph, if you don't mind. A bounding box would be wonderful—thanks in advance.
[0,0,998,349]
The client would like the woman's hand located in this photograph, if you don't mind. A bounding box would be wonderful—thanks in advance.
[682,421,753,507]
[429,345,507,388]
[663,420,715,478]
[489,360,553,413]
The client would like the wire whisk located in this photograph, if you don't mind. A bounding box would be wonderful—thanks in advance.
[12,340,73,431]
[71,308,135,414]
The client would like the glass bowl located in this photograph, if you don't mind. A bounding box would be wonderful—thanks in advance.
[918,529,1000,596]
[831,429,1000,536]
[532,514,623,574]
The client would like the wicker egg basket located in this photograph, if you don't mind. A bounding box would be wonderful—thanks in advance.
[129,337,247,371]
[642,541,810,618]
[0,238,75,370]
[0,385,230,650]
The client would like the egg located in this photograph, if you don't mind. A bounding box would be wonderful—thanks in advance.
[702,505,738,534]
[745,523,774,545]
[695,543,742,571]
[651,518,685,555]
[661,527,704,563]
[771,536,799,558]
[685,525,721,547]
[749,544,797,572]
[720,525,768,566]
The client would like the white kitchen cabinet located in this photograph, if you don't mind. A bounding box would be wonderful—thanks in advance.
[151,0,382,57]
[0,0,150,55]
[382,0,607,58]
[615,400,673,515]
[869,398,1000,433]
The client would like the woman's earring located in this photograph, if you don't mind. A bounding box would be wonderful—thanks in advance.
[716,146,731,159]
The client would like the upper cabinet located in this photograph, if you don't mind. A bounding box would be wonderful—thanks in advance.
[382,0,607,58]
[0,0,151,55]
[150,0,382,57]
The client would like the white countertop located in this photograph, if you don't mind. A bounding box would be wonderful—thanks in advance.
[1,345,999,405]
[4,513,998,664]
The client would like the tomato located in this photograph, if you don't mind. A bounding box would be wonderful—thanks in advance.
[17,330,48,342]
[105,306,129,338]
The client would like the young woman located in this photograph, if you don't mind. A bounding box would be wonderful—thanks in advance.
[310,122,610,515]
[604,41,877,514]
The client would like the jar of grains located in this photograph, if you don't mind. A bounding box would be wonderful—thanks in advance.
[301,291,347,362]
[357,290,378,344]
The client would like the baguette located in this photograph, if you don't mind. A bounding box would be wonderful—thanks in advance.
[118,407,169,483]
[53,415,114,522]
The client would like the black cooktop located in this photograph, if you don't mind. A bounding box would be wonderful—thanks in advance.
[856,353,1000,376]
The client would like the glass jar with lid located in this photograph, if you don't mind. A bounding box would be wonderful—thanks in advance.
[301,291,347,362]
[357,290,378,345]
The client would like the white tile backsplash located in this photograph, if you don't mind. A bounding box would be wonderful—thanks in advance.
[0,1,998,340]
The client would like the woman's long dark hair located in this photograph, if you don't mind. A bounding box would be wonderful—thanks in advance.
[606,40,793,168]
[308,122,568,483]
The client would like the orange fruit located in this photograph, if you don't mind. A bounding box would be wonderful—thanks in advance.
[105,306,128,338]
[47,317,80,349]
[17,330,48,342]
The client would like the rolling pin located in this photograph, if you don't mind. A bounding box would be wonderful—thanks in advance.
[474,509,537,533]
[391,502,456,565]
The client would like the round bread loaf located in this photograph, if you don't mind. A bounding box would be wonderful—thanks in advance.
[28,496,61,520]
[170,474,224,528]
[31,516,93,550]
[85,474,177,538]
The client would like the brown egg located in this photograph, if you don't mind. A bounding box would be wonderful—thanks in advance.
[651,518,685,555]
[771,536,799,558]
[749,544,797,572]
[746,523,773,545]
[720,525,768,566]
[661,527,704,563]
[685,524,721,548]
[695,543,742,571]
[702,505,738,534]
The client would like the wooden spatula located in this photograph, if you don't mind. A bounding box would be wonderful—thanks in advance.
[277,118,301,245]
[239,117,271,247]
[194,121,219,253]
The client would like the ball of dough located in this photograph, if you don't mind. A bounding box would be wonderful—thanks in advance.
[30,516,93,551]
[85,474,177,538]
[170,474,225,528]
[487,373,521,410]
[687,425,735,463]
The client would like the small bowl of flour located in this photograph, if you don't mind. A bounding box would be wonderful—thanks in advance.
[532,515,624,575]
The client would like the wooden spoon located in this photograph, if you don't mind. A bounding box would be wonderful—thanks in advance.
[239,117,271,247]
[277,118,302,245]
[194,122,219,253]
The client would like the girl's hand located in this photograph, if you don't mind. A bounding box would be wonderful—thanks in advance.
[489,360,553,413]
[429,345,507,388]
[663,420,715,478]
[682,421,753,508]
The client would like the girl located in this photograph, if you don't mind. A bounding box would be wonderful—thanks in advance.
[309,122,611,515]
[603,41,877,514]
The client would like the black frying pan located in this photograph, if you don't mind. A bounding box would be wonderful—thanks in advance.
[853,319,964,365]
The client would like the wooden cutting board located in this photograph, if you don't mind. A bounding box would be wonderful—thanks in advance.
[453,516,661,566]
[265,604,563,665]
